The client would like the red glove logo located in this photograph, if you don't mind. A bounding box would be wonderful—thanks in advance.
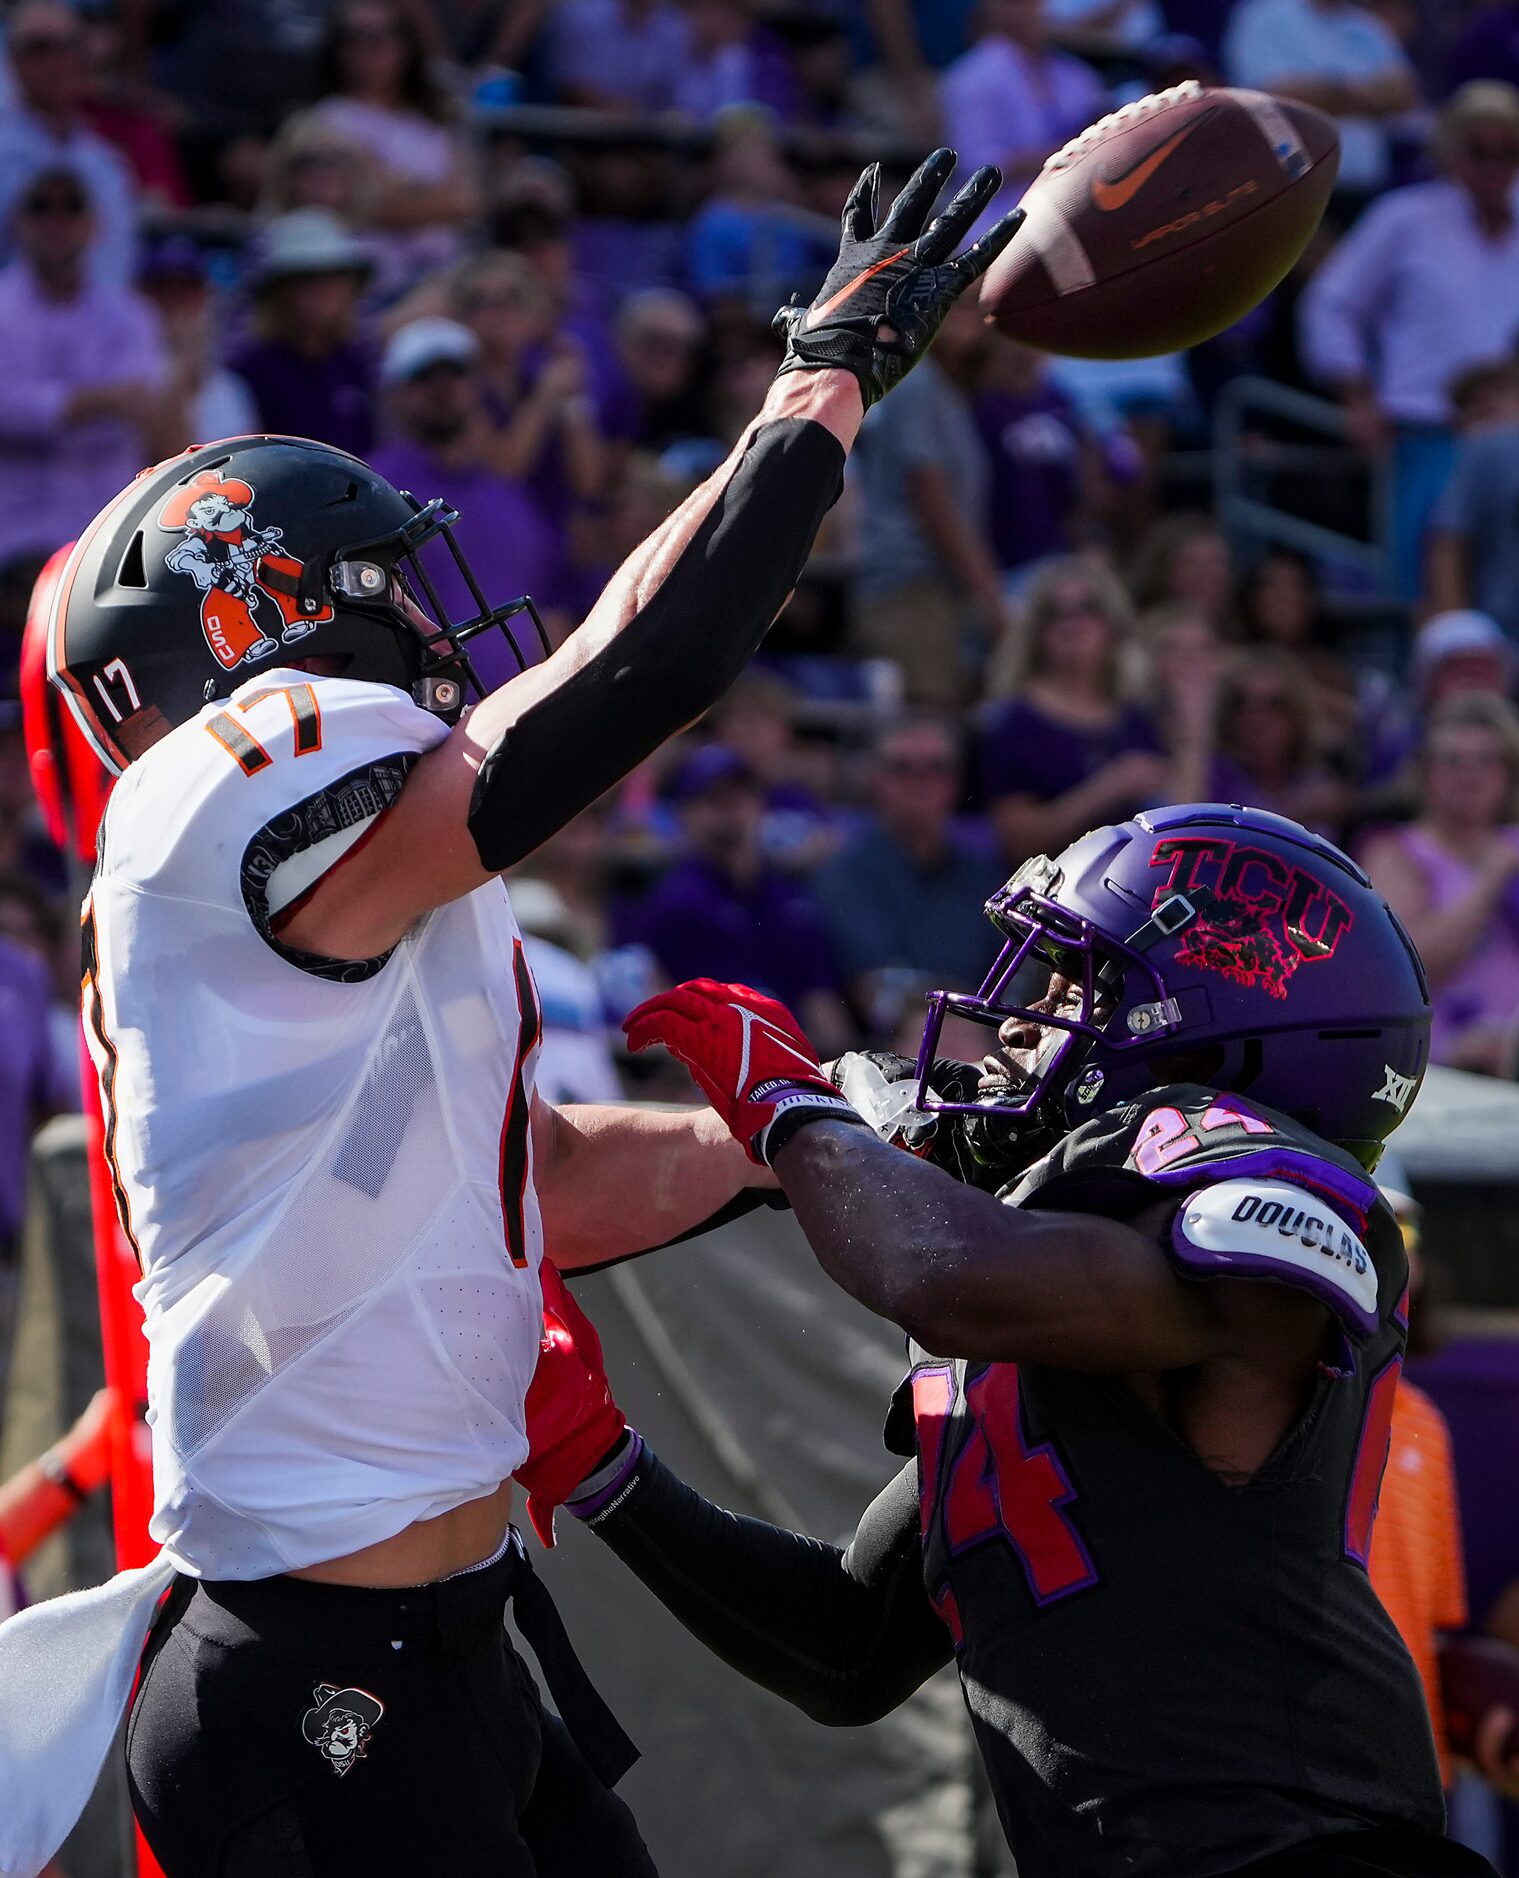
[623,979,858,1164]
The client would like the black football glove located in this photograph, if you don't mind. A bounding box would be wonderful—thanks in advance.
[825,1049,1037,1193]
[774,148,1024,410]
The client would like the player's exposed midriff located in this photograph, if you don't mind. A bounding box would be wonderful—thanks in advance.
[289,1478,514,1587]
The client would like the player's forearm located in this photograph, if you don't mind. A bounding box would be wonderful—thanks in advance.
[772,1120,1217,1368]
[534,1100,776,1272]
[571,1439,950,1725]
[460,372,858,872]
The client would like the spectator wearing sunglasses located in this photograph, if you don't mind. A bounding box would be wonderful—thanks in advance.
[1301,83,1519,597]
[979,558,1173,866]
[1209,647,1349,838]
[815,715,1001,1024]
[0,2,139,288]
[0,165,171,603]
[370,317,569,691]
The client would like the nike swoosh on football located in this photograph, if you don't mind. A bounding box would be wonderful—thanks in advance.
[804,245,913,329]
[1090,123,1199,214]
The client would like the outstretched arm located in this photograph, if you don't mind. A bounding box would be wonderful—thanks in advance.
[569,1438,953,1726]
[282,153,1022,961]
[531,1096,779,1273]
[773,1118,1222,1370]
[623,980,1331,1375]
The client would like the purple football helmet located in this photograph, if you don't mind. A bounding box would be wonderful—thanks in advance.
[915,804,1431,1166]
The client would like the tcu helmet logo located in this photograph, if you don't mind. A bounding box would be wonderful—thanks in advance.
[158,469,334,672]
[1150,835,1353,1001]
[301,1683,384,1777]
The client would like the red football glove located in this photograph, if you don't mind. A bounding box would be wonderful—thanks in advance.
[623,978,862,1165]
[514,1261,626,1548]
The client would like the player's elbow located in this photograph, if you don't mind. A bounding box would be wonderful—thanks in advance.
[794,1676,909,1728]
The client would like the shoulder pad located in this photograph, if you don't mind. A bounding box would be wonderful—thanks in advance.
[1170,1177,1378,1337]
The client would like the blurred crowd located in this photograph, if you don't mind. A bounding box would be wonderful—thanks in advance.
[6,5,1519,1871]
[6,0,1519,1138]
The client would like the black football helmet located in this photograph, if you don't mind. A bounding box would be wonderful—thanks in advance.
[47,435,547,772]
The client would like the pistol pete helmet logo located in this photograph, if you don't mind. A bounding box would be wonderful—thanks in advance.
[1149,834,1354,1001]
[157,469,334,673]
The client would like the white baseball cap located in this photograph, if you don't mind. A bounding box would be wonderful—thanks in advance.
[380,317,481,385]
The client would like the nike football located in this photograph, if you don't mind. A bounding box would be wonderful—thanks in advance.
[979,82,1340,359]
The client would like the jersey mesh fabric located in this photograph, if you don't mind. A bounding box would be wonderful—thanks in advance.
[87,673,544,1577]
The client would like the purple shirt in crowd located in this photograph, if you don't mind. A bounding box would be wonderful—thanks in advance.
[980,696,1162,805]
[974,384,1088,572]
[0,938,56,1244]
[369,440,565,692]
[615,856,840,1010]
[542,0,689,109]
[229,336,377,462]
[0,262,167,568]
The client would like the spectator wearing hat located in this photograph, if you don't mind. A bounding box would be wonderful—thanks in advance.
[229,208,377,459]
[1222,0,1420,200]
[370,316,568,689]
[1301,82,1519,596]
[0,166,171,611]
[0,2,138,288]
[815,716,1000,1027]
[1413,610,1517,709]
[137,236,258,448]
[307,1,480,300]
[1428,362,1519,642]
[1362,691,1519,1073]
[615,744,850,1054]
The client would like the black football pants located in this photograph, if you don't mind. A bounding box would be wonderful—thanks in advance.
[126,1540,656,1878]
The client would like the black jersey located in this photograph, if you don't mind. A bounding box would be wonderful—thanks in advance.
[897,1084,1442,1878]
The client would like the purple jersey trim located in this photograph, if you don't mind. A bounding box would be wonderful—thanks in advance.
[1143,1145,1377,1230]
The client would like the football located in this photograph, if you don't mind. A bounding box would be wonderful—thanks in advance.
[979,82,1340,360]
[1439,1636,1519,1763]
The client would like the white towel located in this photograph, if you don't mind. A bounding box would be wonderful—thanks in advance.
[0,1553,176,1878]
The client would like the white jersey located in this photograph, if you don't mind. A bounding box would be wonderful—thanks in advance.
[0,670,551,1876]
[85,670,544,1576]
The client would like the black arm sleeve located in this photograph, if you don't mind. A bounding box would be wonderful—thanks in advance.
[576,1444,954,1726]
[468,416,845,871]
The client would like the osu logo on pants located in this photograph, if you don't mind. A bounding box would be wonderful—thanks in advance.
[158,469,333,671]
